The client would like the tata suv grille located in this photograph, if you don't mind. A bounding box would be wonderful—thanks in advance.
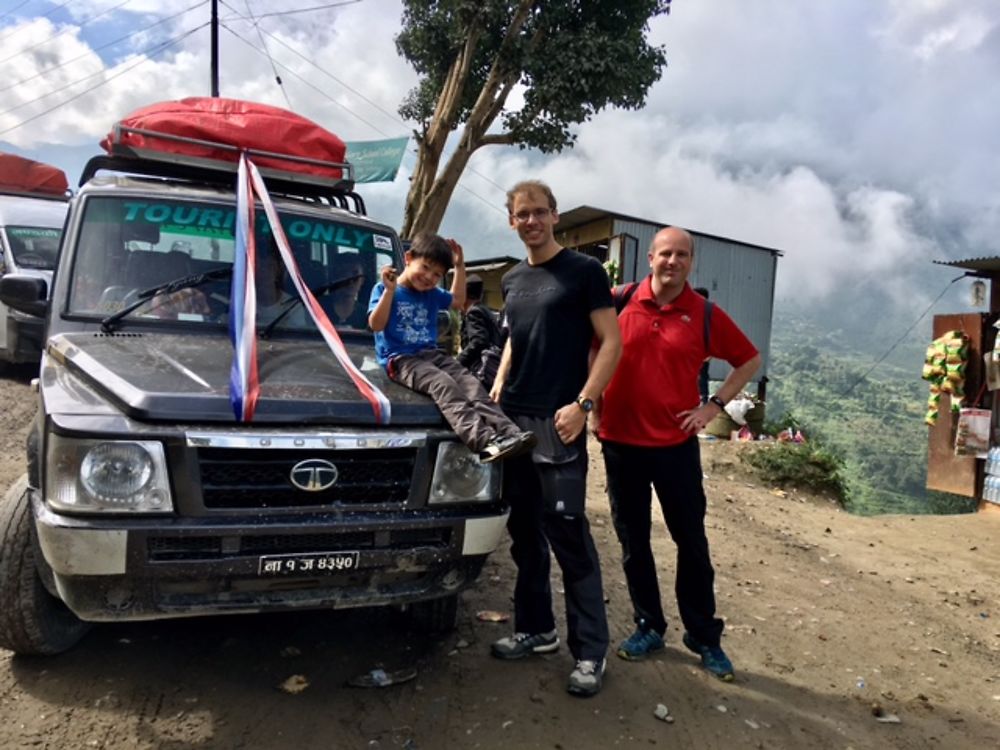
[196,447,416,509]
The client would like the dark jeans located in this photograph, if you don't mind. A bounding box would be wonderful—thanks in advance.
[602,437,724,647]
[391,349,520,453]
[503,432,609,661]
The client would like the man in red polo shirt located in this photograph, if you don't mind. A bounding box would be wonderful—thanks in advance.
[597,226,761,681]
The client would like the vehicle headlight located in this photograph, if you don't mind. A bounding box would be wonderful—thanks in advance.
[46,434,173,514]
[428,441,498,504]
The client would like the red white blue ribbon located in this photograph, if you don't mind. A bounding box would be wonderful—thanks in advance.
[229,153,392,425]
[228,154,259,421]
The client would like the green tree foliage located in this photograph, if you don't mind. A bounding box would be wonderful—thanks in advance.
[395,0,670,237]
[765,314,975,515]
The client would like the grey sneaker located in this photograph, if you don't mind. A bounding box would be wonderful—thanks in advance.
[490,629,560,660]
[479,435,522,463]
[567,658,606,697]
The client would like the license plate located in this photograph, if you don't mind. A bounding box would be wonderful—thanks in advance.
[258,551,360,576]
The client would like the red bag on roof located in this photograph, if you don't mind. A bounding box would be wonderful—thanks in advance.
[100,97,347,180]
[0,152,69,197]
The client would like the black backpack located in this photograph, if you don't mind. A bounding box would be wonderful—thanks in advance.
[613,281,714,349]
[468,305,505,389]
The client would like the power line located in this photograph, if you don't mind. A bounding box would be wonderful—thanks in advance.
[839,273,967,397]
[0,22,209,138]
[253,0,361,20]
[0,0,206,95]
[242,0,292,109]
[0,0,33,26]
[219,20,504,217]
[0,0,73,46]
[220,21,391,136]
[0,0,134,65]
[218,0,509,210]
[227,5,403,132]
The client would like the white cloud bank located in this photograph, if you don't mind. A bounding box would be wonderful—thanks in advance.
[1,0,996,314]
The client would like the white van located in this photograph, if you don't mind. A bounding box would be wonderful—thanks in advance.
[0,193,67,365]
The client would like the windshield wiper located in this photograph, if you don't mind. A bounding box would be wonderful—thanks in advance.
[261,273,364,339]
[100,266,233,333]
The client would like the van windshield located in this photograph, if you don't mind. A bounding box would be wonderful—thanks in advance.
[67,196,397,331]
[6,226,61,270]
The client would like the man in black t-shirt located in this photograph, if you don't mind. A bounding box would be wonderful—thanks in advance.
[487,180,622,697]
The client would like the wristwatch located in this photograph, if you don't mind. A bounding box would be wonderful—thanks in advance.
[708,395,726,410]
[576,395,595,413]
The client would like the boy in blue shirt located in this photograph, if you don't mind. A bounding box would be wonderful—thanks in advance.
[368,232,534,463]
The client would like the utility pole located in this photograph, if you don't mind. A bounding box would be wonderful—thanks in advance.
[210,0,219,96]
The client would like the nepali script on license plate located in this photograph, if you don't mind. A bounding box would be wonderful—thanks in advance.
[258,551,360,576]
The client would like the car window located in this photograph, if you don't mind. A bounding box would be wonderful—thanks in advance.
[6,226,61,270]
[67,196,397,330]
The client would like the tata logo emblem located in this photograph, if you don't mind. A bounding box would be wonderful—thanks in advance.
[290,459,339,492]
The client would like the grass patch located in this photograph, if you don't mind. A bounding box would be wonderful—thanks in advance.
[741,441,848,503]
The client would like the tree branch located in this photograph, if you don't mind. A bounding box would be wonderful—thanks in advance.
[479,133,515,147]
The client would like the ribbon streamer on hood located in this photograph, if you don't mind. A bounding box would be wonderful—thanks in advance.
[229,152,392,424]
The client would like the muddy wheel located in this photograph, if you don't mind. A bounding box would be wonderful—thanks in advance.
[404,594,459,634]
[0,474,90,655]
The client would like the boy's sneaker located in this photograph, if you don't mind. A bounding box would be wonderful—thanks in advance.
[617,627,665,661]
[490,629,560,660]
[682,631,735,681]
[567,658,606,697]
[479,432,535,464]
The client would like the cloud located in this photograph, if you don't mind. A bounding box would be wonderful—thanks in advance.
[1,0,996,325]
[0,1,416,149]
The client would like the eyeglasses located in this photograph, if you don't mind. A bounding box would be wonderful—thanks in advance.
[511,208,552,224]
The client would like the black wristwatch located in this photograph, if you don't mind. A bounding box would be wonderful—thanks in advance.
[576,395,595,413]
[708,395,726,410]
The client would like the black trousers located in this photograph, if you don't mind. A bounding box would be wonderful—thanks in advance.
[503,433,609,661]
[601,437,724,647]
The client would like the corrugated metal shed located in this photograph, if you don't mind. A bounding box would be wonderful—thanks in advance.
[556,206,782,382]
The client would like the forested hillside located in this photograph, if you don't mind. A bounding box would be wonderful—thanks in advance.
[763,313,977,515]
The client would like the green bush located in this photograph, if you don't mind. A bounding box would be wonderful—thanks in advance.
[741,441,848,502]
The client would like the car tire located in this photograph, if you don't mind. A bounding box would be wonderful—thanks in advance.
[0,474,90,655]
[403,594,459,634]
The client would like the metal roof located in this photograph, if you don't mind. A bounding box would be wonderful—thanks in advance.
[933,257,1000,274]
[557,205,784,257]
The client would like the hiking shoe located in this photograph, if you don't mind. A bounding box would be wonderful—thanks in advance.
[617,627,665,661]
[682,631,735,681]
[490,629,560,660]
[479,432,535,464]
[567,658,606,697]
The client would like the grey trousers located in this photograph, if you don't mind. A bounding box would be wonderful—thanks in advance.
[390,349,520,452]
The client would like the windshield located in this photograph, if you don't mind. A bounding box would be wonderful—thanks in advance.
[67,195,397,331]
[5,225,61,270]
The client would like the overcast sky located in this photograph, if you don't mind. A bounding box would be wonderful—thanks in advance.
[2,0,997,321]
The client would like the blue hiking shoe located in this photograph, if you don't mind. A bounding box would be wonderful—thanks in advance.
[682,631,735,681]
[616,627,665,661]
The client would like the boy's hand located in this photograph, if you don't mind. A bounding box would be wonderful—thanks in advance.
[447,239,464,267]
[380,265,398,291]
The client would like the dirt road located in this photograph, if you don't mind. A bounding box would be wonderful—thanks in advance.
[0,368,998,749]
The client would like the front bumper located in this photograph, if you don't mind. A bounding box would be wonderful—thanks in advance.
[32,493,508,622]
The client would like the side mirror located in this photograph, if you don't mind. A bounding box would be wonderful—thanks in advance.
[0,275,49,317]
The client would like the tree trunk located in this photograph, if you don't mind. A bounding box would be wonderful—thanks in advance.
[401,0,535,239]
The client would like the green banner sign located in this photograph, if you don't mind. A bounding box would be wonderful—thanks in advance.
[344,137,409,183]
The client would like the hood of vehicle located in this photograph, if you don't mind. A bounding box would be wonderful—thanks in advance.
[46,331,445,425]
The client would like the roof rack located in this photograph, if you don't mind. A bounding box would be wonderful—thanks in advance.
[0,189,70,202]
[83,125,366,214]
